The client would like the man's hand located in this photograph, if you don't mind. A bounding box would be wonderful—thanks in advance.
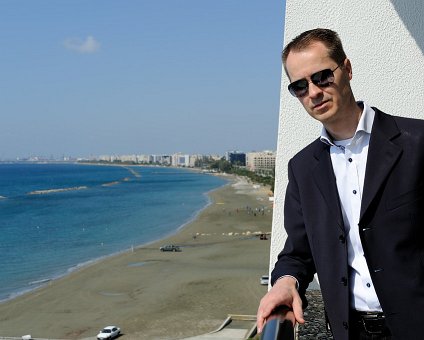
[256,276,304,333]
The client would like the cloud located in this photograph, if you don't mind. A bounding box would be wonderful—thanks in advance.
[63,35,101,54]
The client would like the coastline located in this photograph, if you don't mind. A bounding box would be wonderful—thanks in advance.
[0,164,227,304]
[0,175,272,339]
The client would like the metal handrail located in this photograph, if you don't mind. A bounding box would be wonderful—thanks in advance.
[260,306,296,340]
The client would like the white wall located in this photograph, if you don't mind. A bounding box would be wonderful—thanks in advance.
[269,0,424,277]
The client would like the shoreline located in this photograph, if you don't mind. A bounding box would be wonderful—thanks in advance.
[0,169,229,304]
[0,175,272,339]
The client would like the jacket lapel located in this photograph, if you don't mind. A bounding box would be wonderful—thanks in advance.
[360,109,402,219]
[312,141,344,230]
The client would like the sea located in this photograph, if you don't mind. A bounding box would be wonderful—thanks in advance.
[0,163,227,303]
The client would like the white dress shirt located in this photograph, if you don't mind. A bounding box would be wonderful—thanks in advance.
[320,102,382,312]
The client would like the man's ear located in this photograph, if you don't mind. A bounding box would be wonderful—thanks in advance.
[344,58,353,80]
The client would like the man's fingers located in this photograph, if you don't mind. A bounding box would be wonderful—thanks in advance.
[292,295,305,324]
[256,317,264,333]
[256,298,275,333]
[256,308,268,333]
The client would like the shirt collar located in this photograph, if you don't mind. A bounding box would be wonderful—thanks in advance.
[320,101,375,146]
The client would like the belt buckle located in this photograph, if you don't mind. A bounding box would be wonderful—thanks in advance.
[361,314,386,335]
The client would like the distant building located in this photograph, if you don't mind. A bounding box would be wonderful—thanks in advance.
[152,155,171,165]
[209,154,222,161]
[136,154,152,164]
[119,154,138,163]
[225,151,246,166]
[99,155,113,162]
[246,151,276,174]
[188,154,204,167]
[172,153,190,167]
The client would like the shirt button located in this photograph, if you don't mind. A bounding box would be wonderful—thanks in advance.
[366,283,371,288]
[348,158,353,162]
[353,190,357,194]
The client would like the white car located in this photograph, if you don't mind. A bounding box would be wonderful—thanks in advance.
[97,326,120,340]
[260,275,269,285]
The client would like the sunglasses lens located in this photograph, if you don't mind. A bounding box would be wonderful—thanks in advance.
[288,68,336,97]
[311,69,334,86]
[288,79,308,97]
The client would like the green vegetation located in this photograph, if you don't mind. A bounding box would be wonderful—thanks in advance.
[207,158,275,193]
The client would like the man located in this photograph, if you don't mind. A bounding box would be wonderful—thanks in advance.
[256,28,424,340]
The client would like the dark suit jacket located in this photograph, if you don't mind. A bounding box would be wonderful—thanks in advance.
[271,109,424,340]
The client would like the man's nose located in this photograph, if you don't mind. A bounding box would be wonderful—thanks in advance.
[307,82,323,98]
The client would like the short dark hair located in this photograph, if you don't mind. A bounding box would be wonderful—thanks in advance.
[282,28,347,72]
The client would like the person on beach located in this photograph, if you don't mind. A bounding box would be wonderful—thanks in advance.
[256,28,424,340]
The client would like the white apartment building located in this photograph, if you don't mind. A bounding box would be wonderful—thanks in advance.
[188,154,203,167]
[171,153,190,167]
[152,155,171,165]
[246,151,276,173]
[98,154,120,162]
[137,154,152,163]
[119,154,138,163]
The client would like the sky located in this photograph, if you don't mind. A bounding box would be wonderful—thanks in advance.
[1,1,285,160]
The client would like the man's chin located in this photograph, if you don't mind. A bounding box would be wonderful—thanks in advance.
[309,109,332,122]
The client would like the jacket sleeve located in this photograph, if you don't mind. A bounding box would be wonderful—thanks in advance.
[271,158,316,294]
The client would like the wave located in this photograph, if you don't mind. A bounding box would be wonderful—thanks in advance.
[101,181,120,187]
[1,278,53,303]
[28,278,52,285]
[27,186,88,195]
[123,167,141,178]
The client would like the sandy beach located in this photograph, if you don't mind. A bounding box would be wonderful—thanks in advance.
[0,175,273,339]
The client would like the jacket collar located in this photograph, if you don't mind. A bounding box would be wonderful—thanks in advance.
[312,141,344,230]
[360,108,402,219]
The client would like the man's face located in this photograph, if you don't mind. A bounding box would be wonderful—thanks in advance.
[285,41,353,127]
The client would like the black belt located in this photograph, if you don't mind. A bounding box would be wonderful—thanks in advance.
[350,310,391,336]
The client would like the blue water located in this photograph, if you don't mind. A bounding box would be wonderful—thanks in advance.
[0,163,227,302]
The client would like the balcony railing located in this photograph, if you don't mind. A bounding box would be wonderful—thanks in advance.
[259,306,296,340]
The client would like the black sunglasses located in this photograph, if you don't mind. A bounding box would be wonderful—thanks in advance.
[288,65,340,98]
